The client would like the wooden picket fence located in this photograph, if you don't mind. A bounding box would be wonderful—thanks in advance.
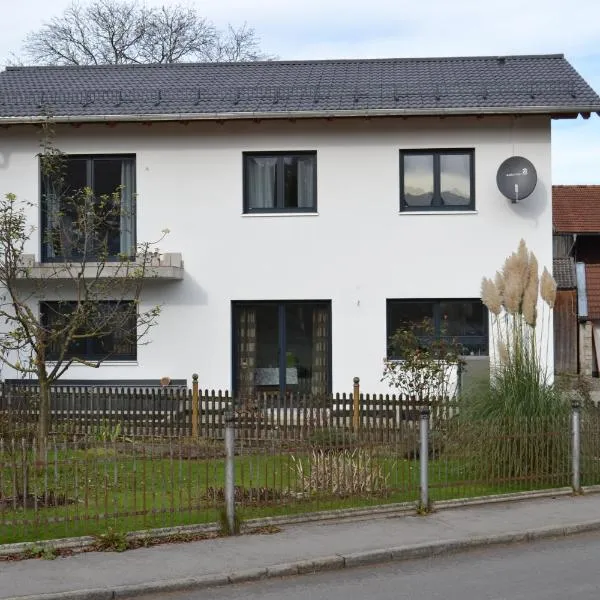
[0,383,458,440]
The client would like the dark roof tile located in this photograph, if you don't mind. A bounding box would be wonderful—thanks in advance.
[553,257,577,289]
[0,54,599,122]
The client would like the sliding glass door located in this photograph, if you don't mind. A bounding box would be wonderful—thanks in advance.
[233,301,331,399]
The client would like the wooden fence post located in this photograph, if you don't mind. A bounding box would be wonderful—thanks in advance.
[353,377,360,431]
[192,373,199,438]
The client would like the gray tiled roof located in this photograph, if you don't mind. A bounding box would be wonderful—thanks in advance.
[1,54,599,123]
[553,257,577,289]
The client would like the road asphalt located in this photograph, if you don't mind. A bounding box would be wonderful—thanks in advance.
[2,493,600,600]
[149,531,600,600]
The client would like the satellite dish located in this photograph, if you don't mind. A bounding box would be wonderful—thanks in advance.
[496,156,537,203]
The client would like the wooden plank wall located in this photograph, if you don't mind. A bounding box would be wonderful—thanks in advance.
[554,289,578,374]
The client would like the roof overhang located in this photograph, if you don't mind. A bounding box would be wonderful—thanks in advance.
[1,105,599,126]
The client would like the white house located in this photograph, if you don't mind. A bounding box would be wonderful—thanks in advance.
[0,54,599,394]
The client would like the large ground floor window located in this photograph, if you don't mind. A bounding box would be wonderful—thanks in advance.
[232,301,331,398]
[386,299,488,357]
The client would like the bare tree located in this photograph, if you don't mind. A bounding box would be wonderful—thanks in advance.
[0,124,165,445]
[19,0,272,66]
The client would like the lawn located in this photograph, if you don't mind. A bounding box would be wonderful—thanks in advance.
[0,437,578,545]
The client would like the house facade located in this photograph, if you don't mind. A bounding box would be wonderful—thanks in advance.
[553,185,600,376]
[0,55,599,394]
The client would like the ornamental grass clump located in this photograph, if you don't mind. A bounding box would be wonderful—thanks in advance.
[290,449,389,497]
[466,240,568,480]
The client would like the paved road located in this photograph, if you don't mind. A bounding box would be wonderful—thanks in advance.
[150,532,600,600]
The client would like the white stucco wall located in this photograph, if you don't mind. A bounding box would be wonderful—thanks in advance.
[0,115,553,392]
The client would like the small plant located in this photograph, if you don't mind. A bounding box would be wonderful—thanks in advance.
[93,527,129,552]
[93,420,123,443]
[415,500,434,515]
[41,546,58,560]
[22,544,43,559]
[290,449,389,496]
[218,506,242,536]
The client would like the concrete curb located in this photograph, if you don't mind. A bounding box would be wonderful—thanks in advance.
[0,486,578,559]
[7,518,600,600]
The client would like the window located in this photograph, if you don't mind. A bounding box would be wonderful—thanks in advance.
[243,152,317,213]
[41,301,137,361]
[400,150,474,211]
[41,155,135,261]
[387,299,488,357]
[232,301,331,397]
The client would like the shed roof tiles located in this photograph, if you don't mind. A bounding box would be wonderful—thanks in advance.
[553,185,600,233]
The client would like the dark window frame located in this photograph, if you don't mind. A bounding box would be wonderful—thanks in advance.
[386,298,488,358]
[242,151,317,213]
[399,149,475,212]
[40,153,137,262]
[231,299,332,396]
[40,300,138,362]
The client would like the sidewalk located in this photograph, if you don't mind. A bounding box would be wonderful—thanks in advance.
[3,493,600,600]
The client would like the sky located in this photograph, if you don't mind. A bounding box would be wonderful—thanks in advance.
[0,0,598,184]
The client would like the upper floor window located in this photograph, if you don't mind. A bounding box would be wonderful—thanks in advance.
[400,150,474,212]
[243,152,317,213]
[41,301,137,362]
[41,155,135,261]
[387,299,488,357]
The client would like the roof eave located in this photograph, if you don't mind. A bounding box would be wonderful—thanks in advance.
[1,105,599,125]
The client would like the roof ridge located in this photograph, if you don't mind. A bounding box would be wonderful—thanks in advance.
[4,53,566,72]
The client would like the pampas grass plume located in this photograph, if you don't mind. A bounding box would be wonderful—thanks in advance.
[540,267,557,309]
[481,277,502,315]
[522,252,539,327]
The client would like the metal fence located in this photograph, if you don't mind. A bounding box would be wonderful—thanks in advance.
[2,402,598,546]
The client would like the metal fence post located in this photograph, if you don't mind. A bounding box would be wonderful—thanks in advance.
[192,374,199,438]
[572,400,581,493]
[420,407,430,510]
[224,409,236,533]
[352,377,360,431]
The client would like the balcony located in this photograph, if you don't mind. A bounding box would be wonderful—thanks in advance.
[17,253,184,281]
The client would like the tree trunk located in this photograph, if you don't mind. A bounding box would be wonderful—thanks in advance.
[38,372,50,451]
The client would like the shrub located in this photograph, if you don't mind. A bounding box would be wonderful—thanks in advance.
[290,449,389,496]
[382,317,465,402]
[461,240,570,479]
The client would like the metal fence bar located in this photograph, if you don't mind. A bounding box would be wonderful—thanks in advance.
[572,401,581,493]
[224,412,236,533]
[419,407,429,509]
